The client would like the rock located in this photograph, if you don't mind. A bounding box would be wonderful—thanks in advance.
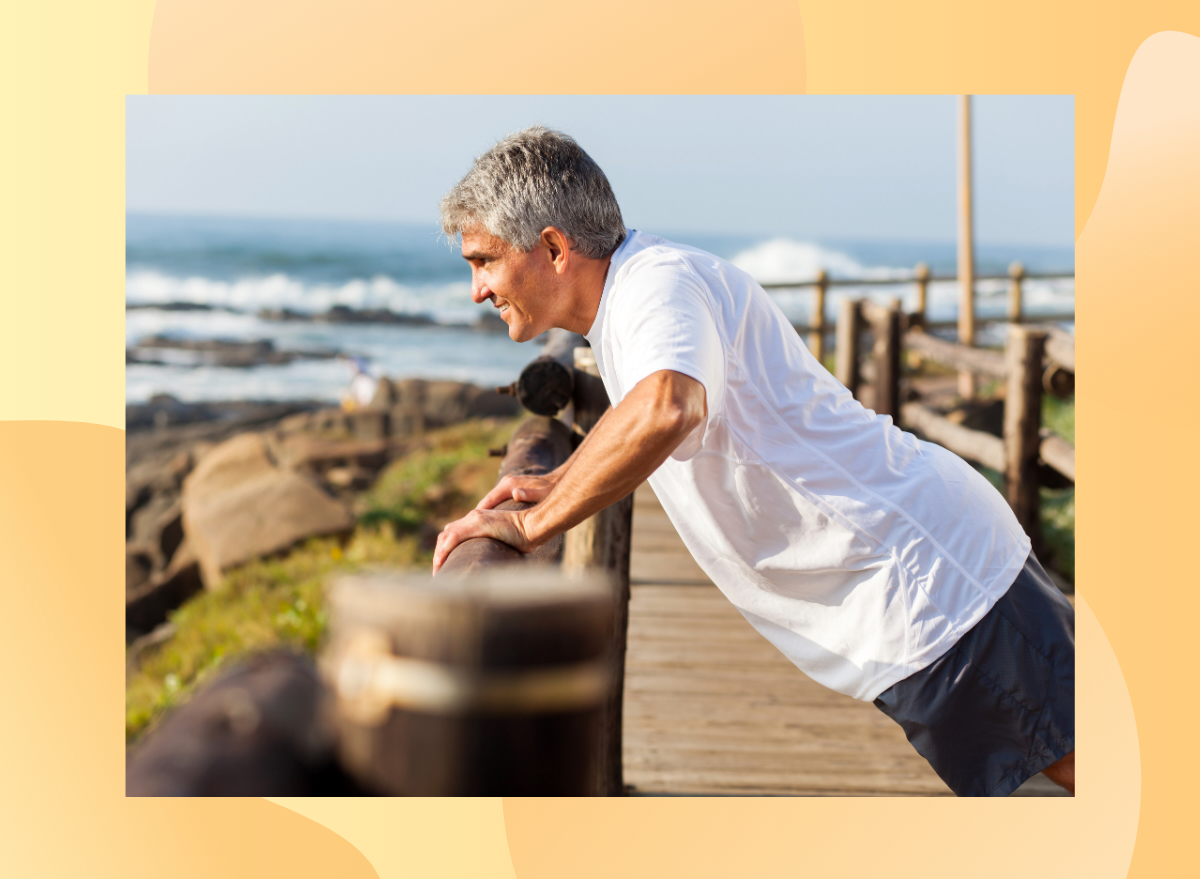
[126,651,366,795]
[182,433,356,587]
[127,336,340,369]
[465,387,522,419]
[126,539,204,640]
[323,466,374,491]
[126,545,155,594]
[267,434,392,476]
[129,494,183,566]
[369,377,398,409]
[348,409,389,441]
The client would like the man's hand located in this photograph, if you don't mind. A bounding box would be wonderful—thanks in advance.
[433,369,705,576]
[432,507,534,575]
[475,472,559,511]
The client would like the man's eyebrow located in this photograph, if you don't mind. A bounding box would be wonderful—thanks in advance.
[461,249,496,261]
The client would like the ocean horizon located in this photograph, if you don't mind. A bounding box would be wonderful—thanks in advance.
[126,213,1075,405]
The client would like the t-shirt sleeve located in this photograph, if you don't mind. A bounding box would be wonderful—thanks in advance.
[607,262,725,461]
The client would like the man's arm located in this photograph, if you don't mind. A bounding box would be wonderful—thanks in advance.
[432,369,706,573]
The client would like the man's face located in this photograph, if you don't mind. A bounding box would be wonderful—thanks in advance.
[461,228,557,343]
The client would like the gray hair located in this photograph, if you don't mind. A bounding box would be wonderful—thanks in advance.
[440,126,626,259]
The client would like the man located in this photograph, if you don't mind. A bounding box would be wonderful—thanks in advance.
[432,126,1075,796]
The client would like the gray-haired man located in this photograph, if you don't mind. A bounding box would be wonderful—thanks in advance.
[432,126,1075,796]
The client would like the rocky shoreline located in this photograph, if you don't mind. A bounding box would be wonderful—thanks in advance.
[125,379,522,644]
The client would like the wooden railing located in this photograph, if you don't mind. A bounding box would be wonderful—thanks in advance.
[760,263,1074,363]
[835,298,1075,547]
[322,330,633,796]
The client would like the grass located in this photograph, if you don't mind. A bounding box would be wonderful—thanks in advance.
[126,417,521,744]
[359,418,518,533]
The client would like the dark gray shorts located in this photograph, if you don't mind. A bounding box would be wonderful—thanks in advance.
[873,552,1075,796]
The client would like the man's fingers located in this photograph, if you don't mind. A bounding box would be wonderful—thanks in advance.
[432,526,464,575]
[475,481,515,511]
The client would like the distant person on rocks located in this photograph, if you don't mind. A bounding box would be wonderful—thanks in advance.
[340,356,378,411]
[432,126,1075,797]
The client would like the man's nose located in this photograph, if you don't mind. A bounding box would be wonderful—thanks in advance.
[471,278,492,305]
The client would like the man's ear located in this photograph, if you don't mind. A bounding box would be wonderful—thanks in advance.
[541,227,571,273]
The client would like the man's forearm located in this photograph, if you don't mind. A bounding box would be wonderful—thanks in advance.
[550,405,613,479]
[523,370,704,544]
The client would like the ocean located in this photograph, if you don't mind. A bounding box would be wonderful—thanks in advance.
[125,214,1075,405]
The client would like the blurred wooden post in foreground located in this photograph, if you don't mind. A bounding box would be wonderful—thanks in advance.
[564,346,633,796]
[1008,262,1025,323]
[809,270,828,364]
[836,296,863,398]
[324,568,614,795]
[1003,326,1048,546]
[957,94,977,401]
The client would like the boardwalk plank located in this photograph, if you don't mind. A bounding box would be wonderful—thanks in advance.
[622,483,1067,797]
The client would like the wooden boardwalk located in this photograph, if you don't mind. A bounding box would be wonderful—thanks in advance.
[622,483,1067,796]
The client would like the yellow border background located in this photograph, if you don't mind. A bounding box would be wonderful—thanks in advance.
[2,1,1197,876]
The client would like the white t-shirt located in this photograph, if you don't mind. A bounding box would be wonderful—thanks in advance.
[585,231,1031,701]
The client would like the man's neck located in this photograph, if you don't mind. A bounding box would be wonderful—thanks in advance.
[558,252,613,336]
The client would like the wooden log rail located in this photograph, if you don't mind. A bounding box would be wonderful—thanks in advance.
[762,265,1075,341]
[436,415,575,575]
[410,342,633,795]
[835,298,1075,550]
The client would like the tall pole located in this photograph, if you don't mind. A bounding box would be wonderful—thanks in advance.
[957,94,976,400]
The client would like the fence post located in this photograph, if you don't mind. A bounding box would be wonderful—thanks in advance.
[912,262,930,329]
[871,299,903,419]
[1003,325,1047,544]
[563,346,633,796]
[1007,262,1025,324]
[809,269,828,365]
[836,296,863,398]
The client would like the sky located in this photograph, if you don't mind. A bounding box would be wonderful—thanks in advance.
[126,95,1074,247]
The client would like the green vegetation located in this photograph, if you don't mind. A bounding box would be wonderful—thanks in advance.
[972,394,1075,583]
[360,418,519,532]
[126,417,520,744]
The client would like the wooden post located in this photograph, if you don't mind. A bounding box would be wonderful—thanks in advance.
[957,94,977,400]
[1007,261,1025,323]
[809,269,828,365]
[1003,325,1047,544]
[564,346,633,796]
[323,568,615,795]
[835,296,863,397]
[912,262,930,329]
[871,299,903,419]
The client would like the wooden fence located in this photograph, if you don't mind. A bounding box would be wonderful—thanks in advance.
[763,262,1074,363]
[835,297,1075,548]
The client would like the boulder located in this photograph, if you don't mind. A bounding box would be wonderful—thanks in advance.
[126,545,155,594]
[128,494,183,567]
[126,539,204,640]
[182,432,355,587]
[267,434,392,476]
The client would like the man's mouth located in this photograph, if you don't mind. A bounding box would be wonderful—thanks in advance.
[494,301,509,315]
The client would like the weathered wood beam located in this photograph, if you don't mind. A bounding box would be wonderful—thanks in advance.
[904,330,1007,379]
[900,402,1006,472]
[1045,328,1075,373]
[1004,326,1049,542]
[565,345,633,797]
[1039,432,1075,482]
